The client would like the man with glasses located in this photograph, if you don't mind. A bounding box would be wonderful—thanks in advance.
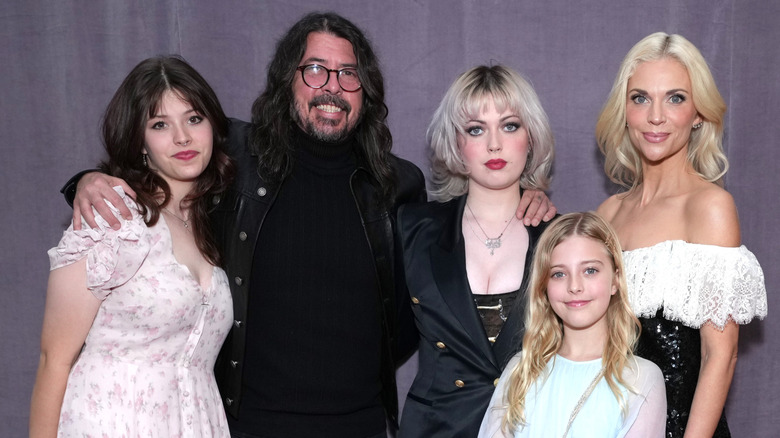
[66,12,553,438]
[213,13,426,438]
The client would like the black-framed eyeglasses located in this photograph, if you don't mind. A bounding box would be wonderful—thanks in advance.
[296,64,362,92]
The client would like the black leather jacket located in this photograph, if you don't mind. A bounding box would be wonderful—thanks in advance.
[211,120,426,424]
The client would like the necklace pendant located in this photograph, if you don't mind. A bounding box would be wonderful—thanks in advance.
[485,237,501,255]
[162,206,191,232]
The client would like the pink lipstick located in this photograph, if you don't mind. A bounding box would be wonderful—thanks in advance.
[173,151,198,160]
[643,132,669,143]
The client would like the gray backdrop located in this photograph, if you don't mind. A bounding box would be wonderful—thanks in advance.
[2,1,777,436]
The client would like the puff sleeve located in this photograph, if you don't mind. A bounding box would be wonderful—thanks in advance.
[47,187,151,300]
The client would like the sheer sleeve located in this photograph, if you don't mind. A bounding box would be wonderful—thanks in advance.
[621,357,667,438]
[47,187,150,300]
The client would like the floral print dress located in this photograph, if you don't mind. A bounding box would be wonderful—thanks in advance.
[48,189,232,437]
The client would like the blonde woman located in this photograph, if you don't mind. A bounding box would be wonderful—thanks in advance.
[596,32,767,437]
[479,212,666,437]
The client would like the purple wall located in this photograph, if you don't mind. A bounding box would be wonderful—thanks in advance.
[3,1,777,435]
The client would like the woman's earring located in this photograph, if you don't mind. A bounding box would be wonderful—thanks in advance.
[142,154,148,167]
[693,122,703,129]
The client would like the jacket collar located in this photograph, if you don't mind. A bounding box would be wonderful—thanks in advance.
[437,195,468,251]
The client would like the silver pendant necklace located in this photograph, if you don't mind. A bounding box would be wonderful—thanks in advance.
[465,203,517,255]
[162,207,191,231]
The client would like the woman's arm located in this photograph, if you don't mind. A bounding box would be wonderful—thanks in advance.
[684,322,739,437]
[29,259,101,437]
[683,187,741,437]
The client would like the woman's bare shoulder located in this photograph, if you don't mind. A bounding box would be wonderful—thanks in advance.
[596,193,625,222]
[685,184,740,246]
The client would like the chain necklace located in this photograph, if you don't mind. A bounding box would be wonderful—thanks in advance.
[162,207,191,231]
[563,366,605,437]
[465,203,517,255]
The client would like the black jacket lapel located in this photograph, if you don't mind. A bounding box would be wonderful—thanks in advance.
[430,196,499,369]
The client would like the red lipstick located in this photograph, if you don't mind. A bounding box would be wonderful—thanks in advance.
[485,159,507,170]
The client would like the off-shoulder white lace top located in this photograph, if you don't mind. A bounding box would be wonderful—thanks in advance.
[622,240,767,330]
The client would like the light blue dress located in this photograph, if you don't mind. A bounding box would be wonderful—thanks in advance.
[478,354,666,438]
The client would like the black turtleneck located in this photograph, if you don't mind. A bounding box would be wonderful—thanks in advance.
[232,127,385,437]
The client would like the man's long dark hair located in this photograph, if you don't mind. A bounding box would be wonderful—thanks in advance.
[250,12,395,198]
[99,56,234,266]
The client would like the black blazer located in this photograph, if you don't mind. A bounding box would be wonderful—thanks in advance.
[396,195,550,438]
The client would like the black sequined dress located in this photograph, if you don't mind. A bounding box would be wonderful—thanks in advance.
[623,241,767,438]
[637,310,729,437]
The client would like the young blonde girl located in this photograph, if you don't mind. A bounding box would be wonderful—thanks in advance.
[478,212,666,437]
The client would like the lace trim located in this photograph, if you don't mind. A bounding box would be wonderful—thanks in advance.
[623,240,767,330]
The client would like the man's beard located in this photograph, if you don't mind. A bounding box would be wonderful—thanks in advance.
[291,95,361,143]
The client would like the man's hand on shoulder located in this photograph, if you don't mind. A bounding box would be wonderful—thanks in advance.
[516,190,557,226]
[73,173,136,230]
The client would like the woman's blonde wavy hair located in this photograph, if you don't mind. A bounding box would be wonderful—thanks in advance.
[427,65,554,201]
[501,212,641,434]
[596,32,728,191]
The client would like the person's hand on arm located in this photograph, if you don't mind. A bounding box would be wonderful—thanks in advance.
[515,189,556,226]
[29,259,101,437]
[71,172,135,231]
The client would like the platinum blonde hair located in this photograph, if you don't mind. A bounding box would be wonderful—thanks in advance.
[428,65,554,201]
